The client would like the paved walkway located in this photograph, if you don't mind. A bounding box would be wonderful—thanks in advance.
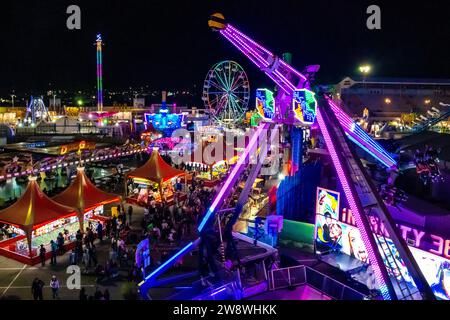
[0,204,145,300]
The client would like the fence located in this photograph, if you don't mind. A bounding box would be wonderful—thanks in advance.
[268,265,367,300]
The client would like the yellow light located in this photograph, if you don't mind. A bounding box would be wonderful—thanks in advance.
[385,98,392,104]
[425,99,431,105]
[359,65,371,74]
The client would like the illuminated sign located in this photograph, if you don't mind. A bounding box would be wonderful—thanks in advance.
[314,189,450,299]
[316,187,340,219]
[256,88,275,120]
[60,141,96,155]
[293,88,317,124]
[144,112,184,136]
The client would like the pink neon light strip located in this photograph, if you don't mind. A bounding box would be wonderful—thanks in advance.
[198,122,268,231]
[222,29,292,94]
[316,105,392,300]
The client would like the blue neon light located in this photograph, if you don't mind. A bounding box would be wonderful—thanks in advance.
[346,134,391,168]
[210,287,227,296]
[139,241,195,285]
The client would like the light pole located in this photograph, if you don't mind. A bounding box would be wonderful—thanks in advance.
[359,65,371,80]
[10,94,16,108]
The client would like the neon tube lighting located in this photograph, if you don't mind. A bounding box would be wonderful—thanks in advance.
[222,29,269,68]
[140,241,195,283]
[224,29,298,93]
[227,25,274,56]
[221,31,291,94]
[227,25,307,82]
[221,31,263,69]
[0,148,147,182]
[210,287,227,296]
[327,99,396,167]
[96,34,103,111]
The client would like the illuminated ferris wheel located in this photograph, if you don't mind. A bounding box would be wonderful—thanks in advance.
[202,60,250,126]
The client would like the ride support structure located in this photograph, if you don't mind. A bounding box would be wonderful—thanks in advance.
[138,14,434,300]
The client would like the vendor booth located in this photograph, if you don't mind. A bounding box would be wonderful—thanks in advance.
[126,148,187,206]
[0,176,78,265]
[52,166,121,231]
[182,138,239,187]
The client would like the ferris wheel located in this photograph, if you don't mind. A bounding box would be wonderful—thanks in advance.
[202,60,250,126]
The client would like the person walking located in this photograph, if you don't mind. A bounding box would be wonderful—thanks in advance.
[50,275,60,299]
[39,244,46,267]
[57,232,65,254]
[82,247,90,272]
[87,228,95,247]
[127,205,133,225]
[96,222,103,242]
[89,244,98,266]
[50,240,58,265]
[105,219,111,239]
[31,278,44,300]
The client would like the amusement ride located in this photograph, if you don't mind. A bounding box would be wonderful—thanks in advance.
[137,13,437,301]
[202,60,250,126]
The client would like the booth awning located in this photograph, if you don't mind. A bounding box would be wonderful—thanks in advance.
[126,148,185,184]
[52,167,121,213]
[0,177,76,230]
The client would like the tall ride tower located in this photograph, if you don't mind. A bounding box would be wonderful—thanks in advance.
[95,34,104,111]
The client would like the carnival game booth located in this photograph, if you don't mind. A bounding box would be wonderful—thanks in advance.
[125,149,187,206]
[52,166,121,231]
[0,176,78,265]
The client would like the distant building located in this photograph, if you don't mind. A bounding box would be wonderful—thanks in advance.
[332,77,450,118]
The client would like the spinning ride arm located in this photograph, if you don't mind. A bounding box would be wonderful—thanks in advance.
[219,22,396,169]
[215,17,433,300]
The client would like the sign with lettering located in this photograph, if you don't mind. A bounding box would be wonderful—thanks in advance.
[60,141,96,155]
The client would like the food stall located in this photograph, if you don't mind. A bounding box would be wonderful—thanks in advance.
[125,148,187,206]
[0,176,78,265]
[52,166,121,231]
[184,159,233,188]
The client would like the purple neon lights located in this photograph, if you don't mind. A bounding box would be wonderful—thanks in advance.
[220,31,291,94]
[326,98,396,168]
[227,24,274,56]
[96,34,103,111]
[224,28,298,93]
[316,105,392,300]
[224,24,396,169]
[221,29,292,94]
[226,25,307,84]
[198,122,269,232]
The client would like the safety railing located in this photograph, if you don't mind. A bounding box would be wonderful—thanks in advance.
[268,265,367,300]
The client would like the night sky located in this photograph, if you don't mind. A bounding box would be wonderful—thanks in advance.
[0,0,449,93]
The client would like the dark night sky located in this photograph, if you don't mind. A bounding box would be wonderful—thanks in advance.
[0,0,449,93]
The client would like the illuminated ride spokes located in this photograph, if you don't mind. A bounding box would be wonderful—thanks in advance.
[202,60,250,126]
[138,15,434,301]
[24,96,51,125]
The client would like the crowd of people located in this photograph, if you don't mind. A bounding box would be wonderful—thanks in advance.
[141,177,215,249]
[30,202,143,300]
